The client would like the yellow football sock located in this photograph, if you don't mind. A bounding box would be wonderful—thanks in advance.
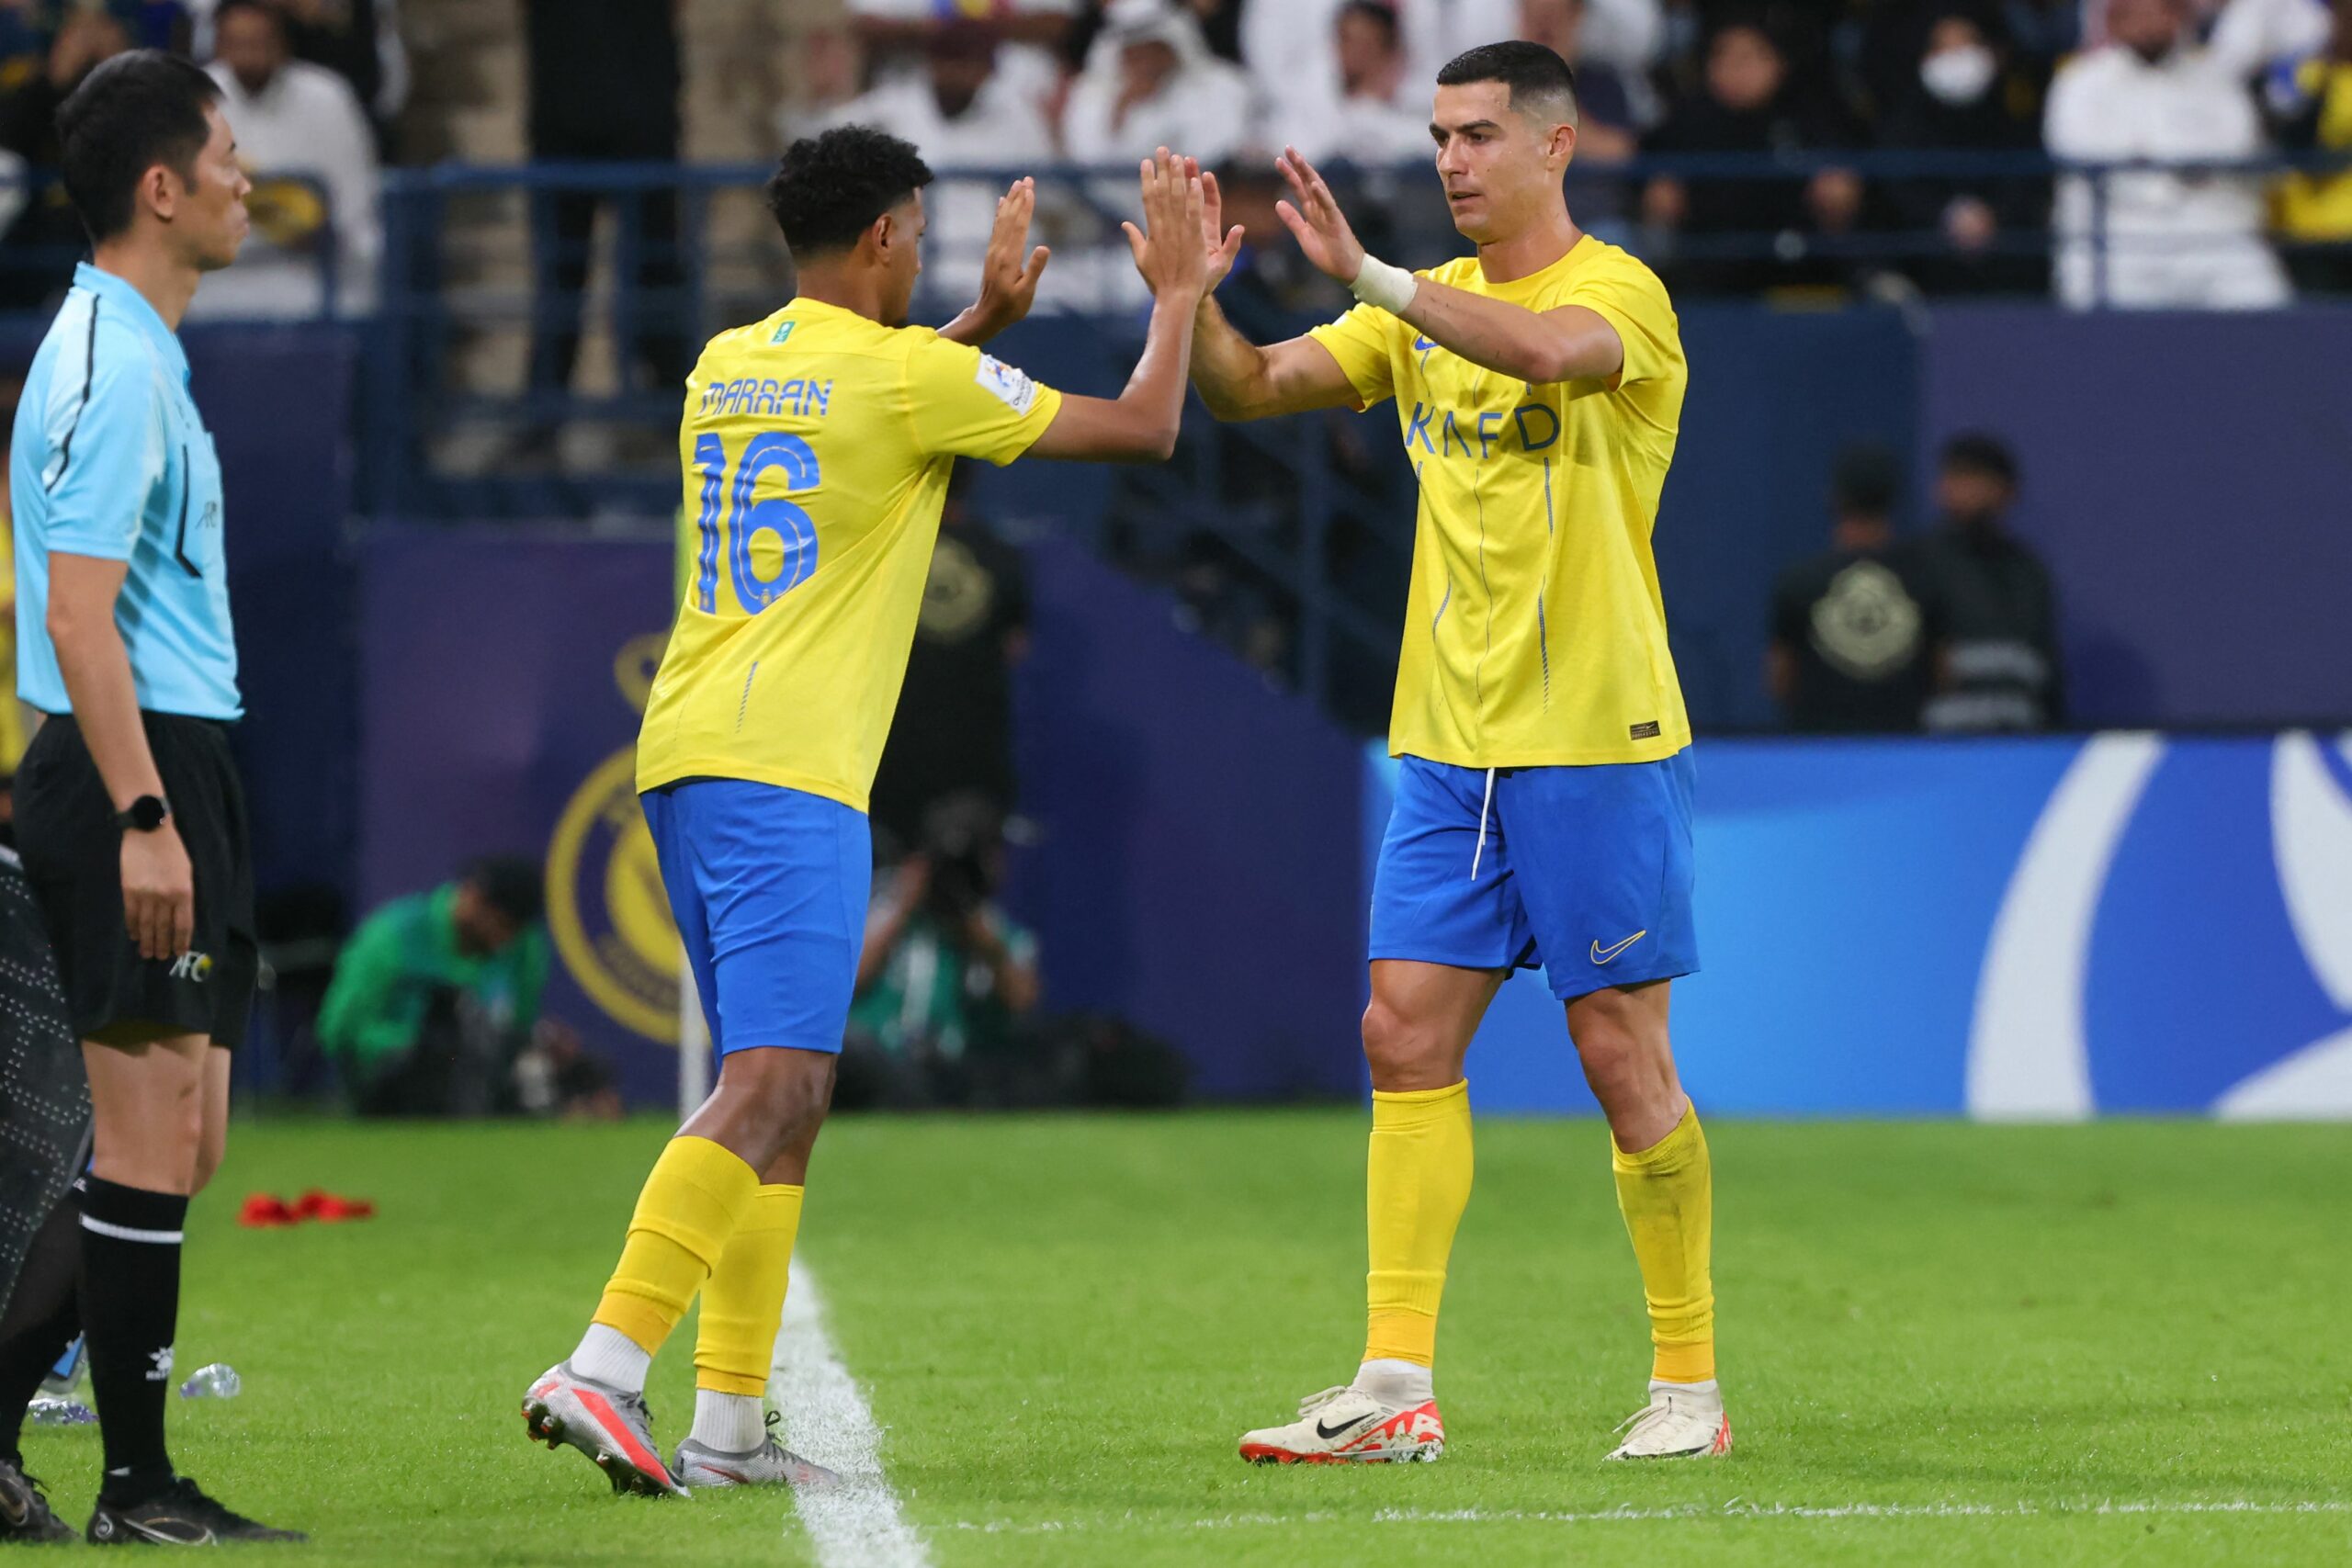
[592,1135,760,1355]
[694,1183,804,1397]
[1363,1079,1474,1368]
[1611,1103,1715,1384]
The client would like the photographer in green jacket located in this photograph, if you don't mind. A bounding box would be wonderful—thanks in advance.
[318,857,549,1115]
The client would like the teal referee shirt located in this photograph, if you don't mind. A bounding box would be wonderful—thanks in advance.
[11,262,238,720]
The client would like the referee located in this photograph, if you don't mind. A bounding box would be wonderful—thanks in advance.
[0,52,298,1544]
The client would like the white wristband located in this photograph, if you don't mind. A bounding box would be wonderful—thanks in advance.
[1349,254,1419,315]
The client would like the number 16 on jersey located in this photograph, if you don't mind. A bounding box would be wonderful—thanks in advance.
[689,431,820,615]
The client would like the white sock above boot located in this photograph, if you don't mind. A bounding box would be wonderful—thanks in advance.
[1354,1357,1435,1408]
[571,1324,650,1394]
[689,1390,768,1454]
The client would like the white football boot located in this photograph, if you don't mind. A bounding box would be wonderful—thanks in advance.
[1238,1384,1446,1464]
[1606,1380,1732,1461]
[521,1360,690,1497]
[673,1412,840,1490]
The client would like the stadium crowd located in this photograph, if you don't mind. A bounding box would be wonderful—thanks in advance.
[793,0,2352,309]
[0,0,2340,316]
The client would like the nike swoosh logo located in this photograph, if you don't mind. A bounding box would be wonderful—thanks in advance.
[1315,1412,1375,1440]
[1590,931,1648,964]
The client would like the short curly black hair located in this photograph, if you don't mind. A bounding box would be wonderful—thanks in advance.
[764,126,933,257]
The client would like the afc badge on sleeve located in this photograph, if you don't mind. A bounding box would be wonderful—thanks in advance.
[975,354,1040,415]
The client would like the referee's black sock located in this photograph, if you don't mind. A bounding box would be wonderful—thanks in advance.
[0,1191,84,1467]
[76,1178,186,1505]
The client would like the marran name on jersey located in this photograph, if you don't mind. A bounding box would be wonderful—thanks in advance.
[1404,400,1562,462]
[698,376,835,418]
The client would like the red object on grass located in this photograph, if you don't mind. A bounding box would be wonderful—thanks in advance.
[290,1189,377,1223]
[237,1194,297,1228]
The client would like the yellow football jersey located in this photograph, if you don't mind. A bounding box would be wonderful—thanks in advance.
[1309,234,1690,768]
[636,298,1063,809]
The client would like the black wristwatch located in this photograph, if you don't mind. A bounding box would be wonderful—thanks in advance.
[113,795,170,833]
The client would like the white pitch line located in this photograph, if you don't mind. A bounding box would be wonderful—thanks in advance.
[944,1498,2350,1536]
[768,1269,929,1568]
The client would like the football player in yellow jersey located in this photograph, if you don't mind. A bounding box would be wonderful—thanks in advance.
[523,128,1213,1497]
[1161,42,1732,1464]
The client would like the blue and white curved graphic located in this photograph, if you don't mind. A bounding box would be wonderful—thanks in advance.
[1367,732,2352,1118]
[2215,732,2352,1117]
[1966,734,2164,1120]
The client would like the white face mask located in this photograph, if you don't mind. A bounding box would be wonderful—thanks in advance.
[1920,43,1998,106]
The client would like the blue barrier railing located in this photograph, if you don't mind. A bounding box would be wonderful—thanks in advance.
[347,150,2352,514]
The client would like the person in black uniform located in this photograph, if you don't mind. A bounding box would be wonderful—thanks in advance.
[1768,443,1949,733]
[867,468,1032,853]
[1917,432,2066,732]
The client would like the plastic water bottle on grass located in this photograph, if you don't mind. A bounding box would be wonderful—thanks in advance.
[28,1394,96,1425]
[178,1363,241,1399]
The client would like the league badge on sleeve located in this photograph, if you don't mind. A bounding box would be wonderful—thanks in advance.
[975,354,1040,415]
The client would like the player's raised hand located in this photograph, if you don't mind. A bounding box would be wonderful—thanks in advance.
[1187,155,1248,294]
[1122,147,1210,300]
[1125,152,1242,296]
[971,177,1052,334]
[1273,145,1367,285]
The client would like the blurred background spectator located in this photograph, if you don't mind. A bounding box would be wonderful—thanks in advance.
[1064,0,1251,168]
[2045,0,2291,310]
[1245,0,1661,112]
[1768,443,1948,735]
[0,5,130,310]
[844,795,1042,1108]
[1521,0,1640,160]
[1918,434,2067,734]
[869,469,1033,855]
[318,856,550,1116]
[1641,13,1861,297]
[781,16,867,139]
[852,0,1074,122]
[187,0,407,149]
[192,0,379,320]
[1274,1,1430,168]
[1877,4,2049,295]
[2271,0,2352,292]
[2207,0,2333,76]
[522,0,688,411]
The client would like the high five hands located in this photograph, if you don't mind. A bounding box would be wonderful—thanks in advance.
[967,177,1053,337]
[1272,146,1370,286]
[1122,145,1369,295]
[1124,148,1246,298]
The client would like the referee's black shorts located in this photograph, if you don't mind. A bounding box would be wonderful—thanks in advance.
[13,711,257,1050]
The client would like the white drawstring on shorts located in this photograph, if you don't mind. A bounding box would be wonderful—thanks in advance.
[1470,767,1498,881]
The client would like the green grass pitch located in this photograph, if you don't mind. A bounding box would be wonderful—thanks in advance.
[27,1111,2348,1564]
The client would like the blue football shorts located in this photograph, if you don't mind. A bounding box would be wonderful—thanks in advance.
[640,778,872,1057]
[1369,751,1699,1000]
